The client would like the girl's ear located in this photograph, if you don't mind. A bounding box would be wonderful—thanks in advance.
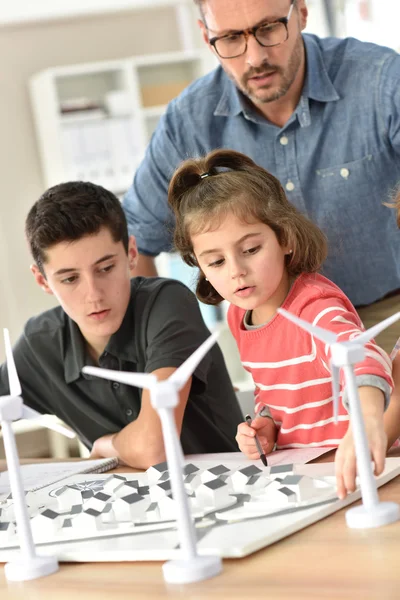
[30,264,54,295]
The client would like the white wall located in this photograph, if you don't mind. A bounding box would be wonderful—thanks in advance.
[343,0,400,51]
[0,6,190,361]
[0,0,190,25]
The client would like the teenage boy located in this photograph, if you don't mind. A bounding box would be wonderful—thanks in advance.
[0,181,242,468]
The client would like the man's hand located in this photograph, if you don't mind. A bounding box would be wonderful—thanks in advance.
[235,416,277,460]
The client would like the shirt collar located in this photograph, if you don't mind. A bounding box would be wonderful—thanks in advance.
[302,34,340,102]
[63,279,138,383]
[213,33,339,119]
[64,319,88,384]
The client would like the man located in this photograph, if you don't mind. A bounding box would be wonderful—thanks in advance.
[122,0,400,350]
[0,182,242,468]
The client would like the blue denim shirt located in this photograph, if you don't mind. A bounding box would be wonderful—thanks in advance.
[123,34,400,306]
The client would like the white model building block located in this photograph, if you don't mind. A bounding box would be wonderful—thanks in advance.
[31,508,63,539]
[200,464,231,483]
[268,464,294,479]
[149,480,172,502]
[141,502,161,522]
[279,475,317,502]
[183,463,201,477]
[0,521,16,542]
[101,503,116,524]
[103,474,127,495]
[242,474,269,492]
[196,479,230,506]
[184,473,202,493]
[114,480,140,500]
[113,493,150,521]
[72,508,105,532]
[146,461,169,484]
[24,491,42,512]
[231,465,264,491]
[61,518,73,531]
[70,504,83,516]
[84,491,112,512]
[55,485,83,511]
[1,503,15,522]
[261,482,297,505]
[158,494,177,520]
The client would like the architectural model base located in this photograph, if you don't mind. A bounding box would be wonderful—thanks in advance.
[1,458,400,564]
[4,554,59,581]
[345,500,400,529]
[162,555,222,584]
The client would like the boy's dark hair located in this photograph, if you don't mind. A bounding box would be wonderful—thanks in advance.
[25,181,129,274]
[168,149,327,305]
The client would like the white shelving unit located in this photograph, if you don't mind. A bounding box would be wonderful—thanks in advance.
[29,49,215,196]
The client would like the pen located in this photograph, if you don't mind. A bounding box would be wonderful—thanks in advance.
[390,336,400,362]
[245,414,268,467]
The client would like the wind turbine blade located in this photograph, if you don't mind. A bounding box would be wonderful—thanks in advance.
[82,366,156,389]
[356,311,400,346]
[331,364,341,424]
[3,328,22,397]
[169,331,220,390]
[20,404,43,420]
[278,309,337,345]
[21,406,76,439]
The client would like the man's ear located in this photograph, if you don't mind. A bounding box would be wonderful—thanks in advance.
[198,19,213,50]
[30,264,54,296]
[127,235,139,273]
[297,0,308,30]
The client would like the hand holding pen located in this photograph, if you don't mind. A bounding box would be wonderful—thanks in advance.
[236,413,276,463]
[244,414,268,466]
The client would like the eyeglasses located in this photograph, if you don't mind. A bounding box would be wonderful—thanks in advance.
[208,0,295,59]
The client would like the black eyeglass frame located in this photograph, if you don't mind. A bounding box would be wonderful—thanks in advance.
[207,0,295,59]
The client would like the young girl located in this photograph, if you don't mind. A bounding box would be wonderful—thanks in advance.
[168,149,395,499]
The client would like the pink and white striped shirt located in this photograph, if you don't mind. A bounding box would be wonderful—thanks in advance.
[228,273,393,449]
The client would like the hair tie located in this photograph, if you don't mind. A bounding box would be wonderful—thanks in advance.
[200,172,210,179]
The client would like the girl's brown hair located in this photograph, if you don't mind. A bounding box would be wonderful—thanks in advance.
[168,149,327,305]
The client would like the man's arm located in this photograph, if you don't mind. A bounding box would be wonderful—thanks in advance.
[130,254,158,278]
[122,107,184,258]
[90,367,192,469]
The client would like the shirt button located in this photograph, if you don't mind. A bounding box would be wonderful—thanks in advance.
[112,382,120,389]
[126,409,133,417]
[286,181,295,191]
[280,136,289,145]
[340,168,349,179]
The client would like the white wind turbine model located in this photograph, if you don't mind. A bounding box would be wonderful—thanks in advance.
[1,328,76,581]
[278,307,400,529]
[82,332,223,584]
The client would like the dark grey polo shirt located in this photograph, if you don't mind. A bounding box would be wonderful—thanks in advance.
[0,277,242,454]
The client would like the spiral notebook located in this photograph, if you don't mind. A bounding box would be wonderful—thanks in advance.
[0,457,118,496]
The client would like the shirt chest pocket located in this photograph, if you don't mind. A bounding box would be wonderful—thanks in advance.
[311,153,386,233]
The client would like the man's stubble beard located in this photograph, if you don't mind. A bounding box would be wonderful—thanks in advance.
[224,34,304,106]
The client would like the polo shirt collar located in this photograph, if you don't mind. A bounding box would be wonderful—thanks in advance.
[213,33,339,119]
[63,280,139,384]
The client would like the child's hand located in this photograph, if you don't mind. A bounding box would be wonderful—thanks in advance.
[235,416,277,459]
[335,414,387,499]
